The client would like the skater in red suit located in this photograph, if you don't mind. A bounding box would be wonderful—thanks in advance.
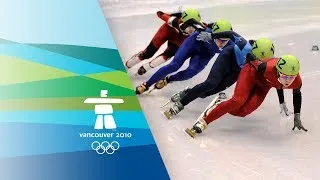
[185,54,308,138]
[125,8,209,76]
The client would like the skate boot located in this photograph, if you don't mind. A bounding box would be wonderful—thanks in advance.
[154,77,170,89]
[160,87,190,108]
[170,87,190,102]
[125,52,143,68]
[137,65,147,75]
[203,92,227,116]
[135,83,149,95]
[163,101,184,120]
[185,118,208,138]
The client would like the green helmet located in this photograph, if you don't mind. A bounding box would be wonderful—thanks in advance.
[251,38,275,59]
[181,8,201,23]
[211,19,232,34]
[276,55,300,75]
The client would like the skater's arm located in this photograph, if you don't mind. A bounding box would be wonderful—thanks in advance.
[277,89,285,104]
[289,76,303,114]
[211,31,243,42]
[170,12,182,18]
[197,30,244,44]
[277,88,291,116]
[179,19,206,31]
[157,11,182,29]
[290,75,307,131]
[293,87,302,114]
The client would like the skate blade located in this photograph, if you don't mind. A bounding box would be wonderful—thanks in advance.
[185,128,196,138]
[160,100,171,108]
[146,87,156,95]
[163,110,173,120]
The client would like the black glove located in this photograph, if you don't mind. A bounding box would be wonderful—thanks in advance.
[292,113,308,132]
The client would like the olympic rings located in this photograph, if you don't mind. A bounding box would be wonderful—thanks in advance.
[91,141,120,154]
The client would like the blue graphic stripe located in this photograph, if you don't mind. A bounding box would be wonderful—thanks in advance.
[0,123,156,158]
[0,110,150,129]
[0,44,114,74]
[0,1,117,49]
[0,145,170,180]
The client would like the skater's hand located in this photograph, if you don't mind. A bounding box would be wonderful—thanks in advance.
[279,102,291,116]
[156,11,164,17]
[196,31,212,43]
[292,113,308,132]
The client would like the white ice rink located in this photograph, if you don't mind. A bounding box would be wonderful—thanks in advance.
[101,0,320,179]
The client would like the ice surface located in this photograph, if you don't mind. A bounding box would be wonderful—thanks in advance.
[101,0,320,179]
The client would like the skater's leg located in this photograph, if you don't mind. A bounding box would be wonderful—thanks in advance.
[179,45,237,106]
[144,33,199,87]
[167,54,210,82]
[145,55,187,87]
[203,64,257,124]
[162,42,179,60]
[126,23,170,68]
[199,72,239,98]
[136,33,200,94]
[229,86,270,117]
[137,42,179,75]
[149,42,179,68]
[141,23,171,59]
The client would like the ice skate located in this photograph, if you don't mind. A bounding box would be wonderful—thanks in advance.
[185,118,208,138]
[185,92,227,138]
[154,77,169,89]
[202,92,227,118]
[147,77,170,95]
[135,83,149,95]
[125,52,143,68]
[163,101,184,119]
[161,86,189,108]
[136,65,147,75]
[171,87,189,102]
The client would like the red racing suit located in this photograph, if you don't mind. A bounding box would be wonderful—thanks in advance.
[138,12,187,61]
[203,58,302,124]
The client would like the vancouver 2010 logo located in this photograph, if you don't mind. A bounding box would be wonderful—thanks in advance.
[91,141,120,155]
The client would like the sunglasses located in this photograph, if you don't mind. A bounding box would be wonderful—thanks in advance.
[279,72,297,81]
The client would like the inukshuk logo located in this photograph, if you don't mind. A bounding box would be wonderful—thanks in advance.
[84,90,124,130]
[81,90,124,154]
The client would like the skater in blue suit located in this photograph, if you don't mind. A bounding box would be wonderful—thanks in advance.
[135,19,237,95]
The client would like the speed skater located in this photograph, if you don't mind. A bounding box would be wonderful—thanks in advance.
[125,8,207,76]
[185,55,307,138]
[135,19,236,95]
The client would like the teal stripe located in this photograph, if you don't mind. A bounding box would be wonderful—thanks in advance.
[0,44,114,74]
